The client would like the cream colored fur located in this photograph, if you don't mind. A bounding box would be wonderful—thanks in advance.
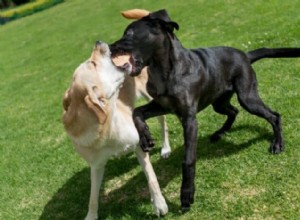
[63,42,168,220]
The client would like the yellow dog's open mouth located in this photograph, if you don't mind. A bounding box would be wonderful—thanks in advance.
[116,62,132,74]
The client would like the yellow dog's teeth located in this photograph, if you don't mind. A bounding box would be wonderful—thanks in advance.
[121,9,150,19]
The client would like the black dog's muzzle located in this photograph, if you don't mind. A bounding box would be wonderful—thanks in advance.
[129,55,144,76]
[109,39,133,57]
[109,41,144,76]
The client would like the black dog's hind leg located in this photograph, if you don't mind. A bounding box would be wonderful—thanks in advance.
[234,68,283,153]
[133,101,170,152]
[179,110,198,211]
[210,92,239,142]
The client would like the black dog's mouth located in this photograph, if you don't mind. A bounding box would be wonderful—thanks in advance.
[109,43,144,76]
[112,54,143,76]
[110,42,131,58]
[116,62,132,74]
[129,55,144,76]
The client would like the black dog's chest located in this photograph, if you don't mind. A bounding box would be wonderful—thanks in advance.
[146,66,231,114]
[147,80,174,107]
[146,77,188,112]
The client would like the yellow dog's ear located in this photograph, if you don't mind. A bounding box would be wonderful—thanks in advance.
[121,9,150,19]
[85,86,108,124]
[63,88,71,111]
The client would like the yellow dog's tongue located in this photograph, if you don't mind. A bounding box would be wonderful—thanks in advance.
[121,9,150,19]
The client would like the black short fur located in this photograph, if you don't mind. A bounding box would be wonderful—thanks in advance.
[110,9,300,210]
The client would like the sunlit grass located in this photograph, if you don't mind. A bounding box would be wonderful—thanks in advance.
[0,0,299,219]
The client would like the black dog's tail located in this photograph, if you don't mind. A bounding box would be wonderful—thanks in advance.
[247,48,300,64]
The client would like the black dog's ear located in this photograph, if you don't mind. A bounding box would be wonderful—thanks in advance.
[149,9,179,32]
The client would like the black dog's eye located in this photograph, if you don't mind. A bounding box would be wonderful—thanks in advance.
[125,29,134,37]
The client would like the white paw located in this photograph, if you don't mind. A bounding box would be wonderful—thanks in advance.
[152,196,168,216]
[161,144,171,159]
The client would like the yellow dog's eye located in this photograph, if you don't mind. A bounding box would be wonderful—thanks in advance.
[90,61,97,67]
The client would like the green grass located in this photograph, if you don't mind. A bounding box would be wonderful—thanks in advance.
[0,0,299,219]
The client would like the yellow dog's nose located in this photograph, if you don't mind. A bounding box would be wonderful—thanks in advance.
[94,41,109,54]
[95,40,103,46]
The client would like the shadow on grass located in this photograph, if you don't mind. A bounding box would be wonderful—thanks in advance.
[198,124,273,159]
[39,124,271,219]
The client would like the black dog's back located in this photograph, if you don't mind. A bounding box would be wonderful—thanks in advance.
[193,47,300,66]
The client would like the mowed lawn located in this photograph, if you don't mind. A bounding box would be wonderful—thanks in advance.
[0,0,299,219]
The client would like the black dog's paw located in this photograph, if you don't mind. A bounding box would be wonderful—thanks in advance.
[139,135,155,152]
[180,205,190,213]
[134,120,155,152]
[139,127,155,152]
[269,138,284,154]
[180,191,194,212]
[210,131,223,143]
[269,141,284,154]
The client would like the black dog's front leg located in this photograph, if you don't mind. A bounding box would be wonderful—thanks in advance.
[133,101,169,152]
[180,113,198,211]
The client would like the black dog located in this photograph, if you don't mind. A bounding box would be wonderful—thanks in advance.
[110,9,300,210]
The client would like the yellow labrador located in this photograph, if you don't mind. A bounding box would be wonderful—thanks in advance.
[62,41,168,220]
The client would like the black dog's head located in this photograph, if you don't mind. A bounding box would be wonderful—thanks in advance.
[110,9,179,76]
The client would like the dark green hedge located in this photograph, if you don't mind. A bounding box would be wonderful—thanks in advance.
[0,0,64,25]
